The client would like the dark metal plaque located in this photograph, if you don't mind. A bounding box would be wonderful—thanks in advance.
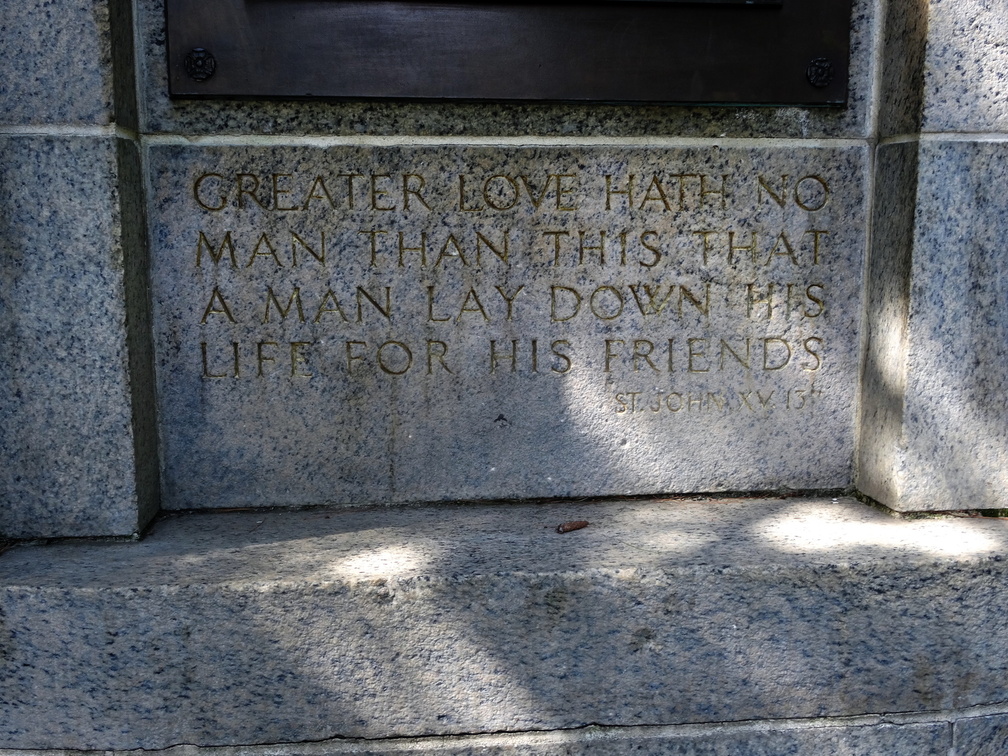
[166,0,852,105]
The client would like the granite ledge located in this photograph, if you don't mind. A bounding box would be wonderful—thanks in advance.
[0,716,968,756]
[2,497,1008,750]
[4,496,1008,587]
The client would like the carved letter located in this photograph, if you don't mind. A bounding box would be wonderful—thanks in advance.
[402,174,432,212]
[194,173,227,211]
[356,286,392,322]
[426,341,453,374]
[378,341,412,375]
[458,288,490,322]
[291,230,325,267]
[314,290,350,323]
[762,338,792,370]
[551,340,572,374]
[246,233,283,267]
[794,175,829,211]
[482,175,519,211]
[290,342,312,377]
[551,286,581,322]
[495,286,525,321]
[196,231,237,267]
[257,341,278,376]
[263,287,305,324]
[201,287,236,323]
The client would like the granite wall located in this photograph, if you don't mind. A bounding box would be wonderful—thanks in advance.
[4,5,1008,753]
[858,0,1008,511]
[137,0,879,515]
[0,0,158,538]
[2,0,1007,535]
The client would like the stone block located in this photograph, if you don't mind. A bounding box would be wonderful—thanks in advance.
[148,143,866,510]
[0,0,114,126]
[955,714,1008,756]
[857,140,917,507]
[1,497,1006,750]
[877,0,929,137]
[0,720,951,755]
[246,722,951,756]
[860,139,1008,511]
[0,135,156,537]
[137,0,877,138]
[922,0,1008,133]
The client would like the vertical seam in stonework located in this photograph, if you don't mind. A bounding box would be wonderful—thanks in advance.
[131,0,147,134]
[853,141,876,486]
[854,0,889,485]
[898,136,923,504]
[140,136,166,522]
[866,0,887,140]
[124,0,160,530]
[142,138,163,530]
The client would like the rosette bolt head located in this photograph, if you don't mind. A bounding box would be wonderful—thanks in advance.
[185,48,216,82]
[806,57,834,88]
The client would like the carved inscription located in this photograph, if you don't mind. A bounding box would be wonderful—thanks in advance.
[149,145,866,506]
[189,164,835,418]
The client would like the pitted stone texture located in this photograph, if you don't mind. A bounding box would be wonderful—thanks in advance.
[922,0,1008,133]
[0,720,952,756]
[149,144,866,510]
[184,723,953,756]
[857,141,917,507]
[117,138,160,531]
[955,714,1008,756]
[108,0,140,132]
[0,136,144,537]
[0,0,114,126]
[1,497,1007,750]
[877,0,929,137]
[864,140,1008,511]
[139,0,875,138]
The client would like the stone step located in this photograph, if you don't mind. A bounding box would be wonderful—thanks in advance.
[2,497,1007,752]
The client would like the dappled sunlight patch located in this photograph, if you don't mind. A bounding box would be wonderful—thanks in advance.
[757,505,1005,558]
[336,544,437,578]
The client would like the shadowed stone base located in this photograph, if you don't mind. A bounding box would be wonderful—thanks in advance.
[0,716,973,756]
[2,497,1007,752]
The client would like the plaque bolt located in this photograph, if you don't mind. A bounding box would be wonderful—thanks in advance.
[185,48,217,82]
[806,58,834,88]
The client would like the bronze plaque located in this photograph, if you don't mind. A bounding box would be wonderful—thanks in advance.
[166,1,851,105]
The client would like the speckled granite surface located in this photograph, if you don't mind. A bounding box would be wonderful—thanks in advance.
[955,714,1008,756]
[148,143,866,509]
[862,140,1008,511]
[857,141,918,508]
[877,0,929,137]
[877,0,1008,137]
[3,3,1008,755]
[2,496,1008,750]
[0,1,114,127]
[0,136,149,537]
[922,0,1008,133]
[0,719,954,756]
[862,0,1008,511]
[901,140,1008,509]
[136,0,877,138]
